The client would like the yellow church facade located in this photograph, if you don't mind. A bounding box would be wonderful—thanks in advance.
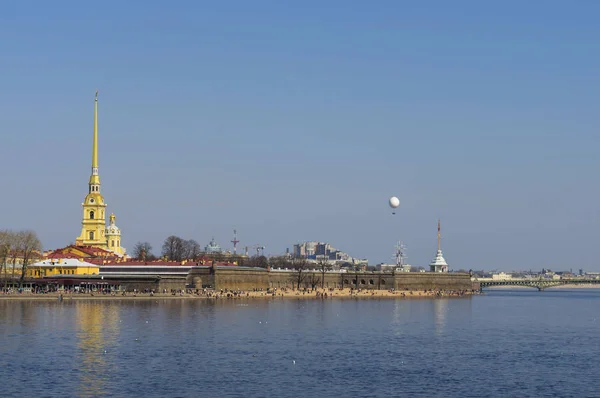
[74,91,126,256]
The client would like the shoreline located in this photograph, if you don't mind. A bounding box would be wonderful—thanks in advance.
[0,288,476,301]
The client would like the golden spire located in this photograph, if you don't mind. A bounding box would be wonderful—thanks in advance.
[93,90,98,169]
[89,91,100,188]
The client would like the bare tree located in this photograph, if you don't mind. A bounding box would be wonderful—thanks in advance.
[211,251,225,262]
[185,239,202,260]
[268,256,289,269]
[308,272,321,290]
[18,230,42,287]
[132,241,154,261]
[0,230,13,289]
[269,256,290,268]
[161,235,188,261]
[9,232,24,281]
[316,258,332,289]
[290,256,309,290]
[247,255,268,268]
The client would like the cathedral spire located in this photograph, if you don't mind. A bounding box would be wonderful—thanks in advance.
[89,91,101,191]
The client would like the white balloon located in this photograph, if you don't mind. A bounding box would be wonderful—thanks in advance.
[389,196,400,208]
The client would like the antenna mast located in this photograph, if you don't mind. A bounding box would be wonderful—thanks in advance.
[394,241,407,267]
[231,229,240,255]
[437,219,441,252]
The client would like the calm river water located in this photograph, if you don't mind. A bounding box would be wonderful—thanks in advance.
[1,289,599,397]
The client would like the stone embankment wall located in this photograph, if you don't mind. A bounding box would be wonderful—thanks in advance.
[187,266,474,291]
[114,276,186,292]
[394,273,474,291]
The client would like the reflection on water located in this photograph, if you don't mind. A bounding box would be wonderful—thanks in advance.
[1,292,600,397]
[433,299,448,336]
[391,299,410,338]
[75,302,120,397]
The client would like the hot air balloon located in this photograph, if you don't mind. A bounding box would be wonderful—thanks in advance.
[389,196,400,215]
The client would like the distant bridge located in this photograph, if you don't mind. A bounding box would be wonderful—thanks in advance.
[477,279,600,291]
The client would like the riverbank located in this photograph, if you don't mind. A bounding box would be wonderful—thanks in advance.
[0,288,477,301]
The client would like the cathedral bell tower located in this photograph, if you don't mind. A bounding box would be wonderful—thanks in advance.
[75,91,108,248]
[106,213,125,256]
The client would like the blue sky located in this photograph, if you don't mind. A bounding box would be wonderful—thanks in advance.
[1,1,599,271]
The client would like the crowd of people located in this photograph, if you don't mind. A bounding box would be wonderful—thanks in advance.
[1,285,478,299]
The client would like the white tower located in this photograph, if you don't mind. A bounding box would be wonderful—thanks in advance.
[429,220,448,272]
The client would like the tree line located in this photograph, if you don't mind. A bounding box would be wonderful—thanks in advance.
[132,236,229,263]
[130,237,333,288]
[0,230,42,287]
[253,255,332,289]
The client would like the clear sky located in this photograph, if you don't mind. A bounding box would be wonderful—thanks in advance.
[1,1,599,271]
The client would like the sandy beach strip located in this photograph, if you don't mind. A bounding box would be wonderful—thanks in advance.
[0,288,476,301]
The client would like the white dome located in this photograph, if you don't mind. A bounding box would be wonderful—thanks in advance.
[106,225,121,235]
[430,249,448,266]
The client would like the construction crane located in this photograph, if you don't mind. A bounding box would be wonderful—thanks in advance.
[250,244,265,257]
[230,229,240,255]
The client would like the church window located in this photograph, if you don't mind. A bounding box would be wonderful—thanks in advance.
[90,198,95,203]
[90,211,95,220]
[89,231,94,240]
[111,240,115,247]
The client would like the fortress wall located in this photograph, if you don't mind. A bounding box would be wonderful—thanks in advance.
[268,271,340,289]
[118,277,187,292]
[188,267,215,289]
[187,267,474,292]
[394,273,473,291]
[338,273,396,290]
[157,277,188,291]
[214,268,270,290]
